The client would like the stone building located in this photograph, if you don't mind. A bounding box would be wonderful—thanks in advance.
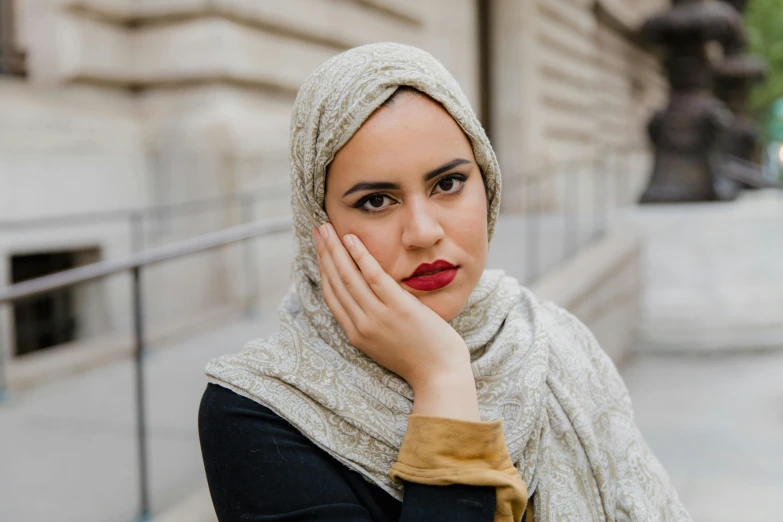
[0,0,667,386]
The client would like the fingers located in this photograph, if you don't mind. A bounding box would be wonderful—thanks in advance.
[322,225,385,313]
[319,266,353,336]
[342,233,403,306]
[314,227,364,326]
[314,224,382,324]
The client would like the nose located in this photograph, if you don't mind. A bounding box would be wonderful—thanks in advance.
[401,197,445,250]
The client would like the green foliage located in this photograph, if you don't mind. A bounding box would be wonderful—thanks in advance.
[745,0,783,118]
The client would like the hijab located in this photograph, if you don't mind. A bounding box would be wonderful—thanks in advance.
[206,42,690,522]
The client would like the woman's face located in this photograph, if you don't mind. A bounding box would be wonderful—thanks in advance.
[324,92,488,321]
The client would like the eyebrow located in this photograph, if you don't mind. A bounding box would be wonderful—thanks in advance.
[341,158,472,198]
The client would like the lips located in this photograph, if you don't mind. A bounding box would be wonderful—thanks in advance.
[403,260,459,291]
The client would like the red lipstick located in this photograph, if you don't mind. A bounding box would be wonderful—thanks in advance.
[402,260,459,291]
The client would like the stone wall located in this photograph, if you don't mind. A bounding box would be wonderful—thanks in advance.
[492,0,667,212]
[0,0,668,381]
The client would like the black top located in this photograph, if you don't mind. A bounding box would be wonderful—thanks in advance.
[198,383,525,522]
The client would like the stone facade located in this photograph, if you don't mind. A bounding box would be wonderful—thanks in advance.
[0,0,667,381]
[491,0,668,211]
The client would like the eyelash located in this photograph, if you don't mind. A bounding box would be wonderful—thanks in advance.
[353,174,468,213]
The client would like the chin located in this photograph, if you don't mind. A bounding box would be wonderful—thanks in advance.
[416,289,469,322]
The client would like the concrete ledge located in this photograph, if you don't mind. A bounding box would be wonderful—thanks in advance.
[623,190,783,354]
[531,227,643,365]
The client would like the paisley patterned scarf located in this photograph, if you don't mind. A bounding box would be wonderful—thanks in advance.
[205,43,690,521]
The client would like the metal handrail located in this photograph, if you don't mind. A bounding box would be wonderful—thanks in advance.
[0,217,292,304]
[0,215,293,522]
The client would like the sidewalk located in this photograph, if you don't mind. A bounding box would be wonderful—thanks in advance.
[0,316,276,522]
[622,350,783,522]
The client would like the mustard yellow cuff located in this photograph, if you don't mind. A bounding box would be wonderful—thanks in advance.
[389,414,528,522]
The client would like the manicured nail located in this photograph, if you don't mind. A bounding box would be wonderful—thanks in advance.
[343,235,355,249]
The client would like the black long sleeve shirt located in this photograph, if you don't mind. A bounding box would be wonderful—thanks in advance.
[198,383,522,522]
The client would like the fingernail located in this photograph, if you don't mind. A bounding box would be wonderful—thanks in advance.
[312,228,320,242]
[320,224,330,240]
[344,235,355,248]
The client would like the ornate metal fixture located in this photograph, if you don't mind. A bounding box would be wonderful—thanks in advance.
[639,0,750,203]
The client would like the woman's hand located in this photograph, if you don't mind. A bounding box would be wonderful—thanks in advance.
[313,223,479,421]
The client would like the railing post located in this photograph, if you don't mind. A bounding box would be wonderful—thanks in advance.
[560,165,569,260]
[129,211,144,253]
[526,176,541,284]
[619,152,630,207]
[594,155,606,242]
[564,164,579,259]
[241,196,259,318]
[0,305,8,403]
[132,266,151,522]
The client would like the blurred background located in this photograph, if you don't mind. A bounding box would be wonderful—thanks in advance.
[0,1,781,521]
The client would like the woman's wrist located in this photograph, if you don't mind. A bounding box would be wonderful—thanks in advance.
[410,363,480,422]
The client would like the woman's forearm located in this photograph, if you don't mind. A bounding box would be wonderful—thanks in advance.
[410,364,480,421]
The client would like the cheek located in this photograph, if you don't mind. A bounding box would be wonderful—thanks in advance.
[359,229,397,270]
[448,186,488,260]
[331,219,398,272]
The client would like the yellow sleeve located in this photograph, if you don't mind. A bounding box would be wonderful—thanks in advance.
[389,414,528,522]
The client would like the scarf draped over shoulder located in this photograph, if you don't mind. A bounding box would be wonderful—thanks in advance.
[205,42,690,522]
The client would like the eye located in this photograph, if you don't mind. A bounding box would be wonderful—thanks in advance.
[355,194,397,213]
[432,174,466,195]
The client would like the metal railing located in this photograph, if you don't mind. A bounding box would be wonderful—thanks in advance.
[0,186,293,365]
[504,144,649,282]
[0,216,293,522]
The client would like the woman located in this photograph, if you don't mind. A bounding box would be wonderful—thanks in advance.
[199,43,690,522]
